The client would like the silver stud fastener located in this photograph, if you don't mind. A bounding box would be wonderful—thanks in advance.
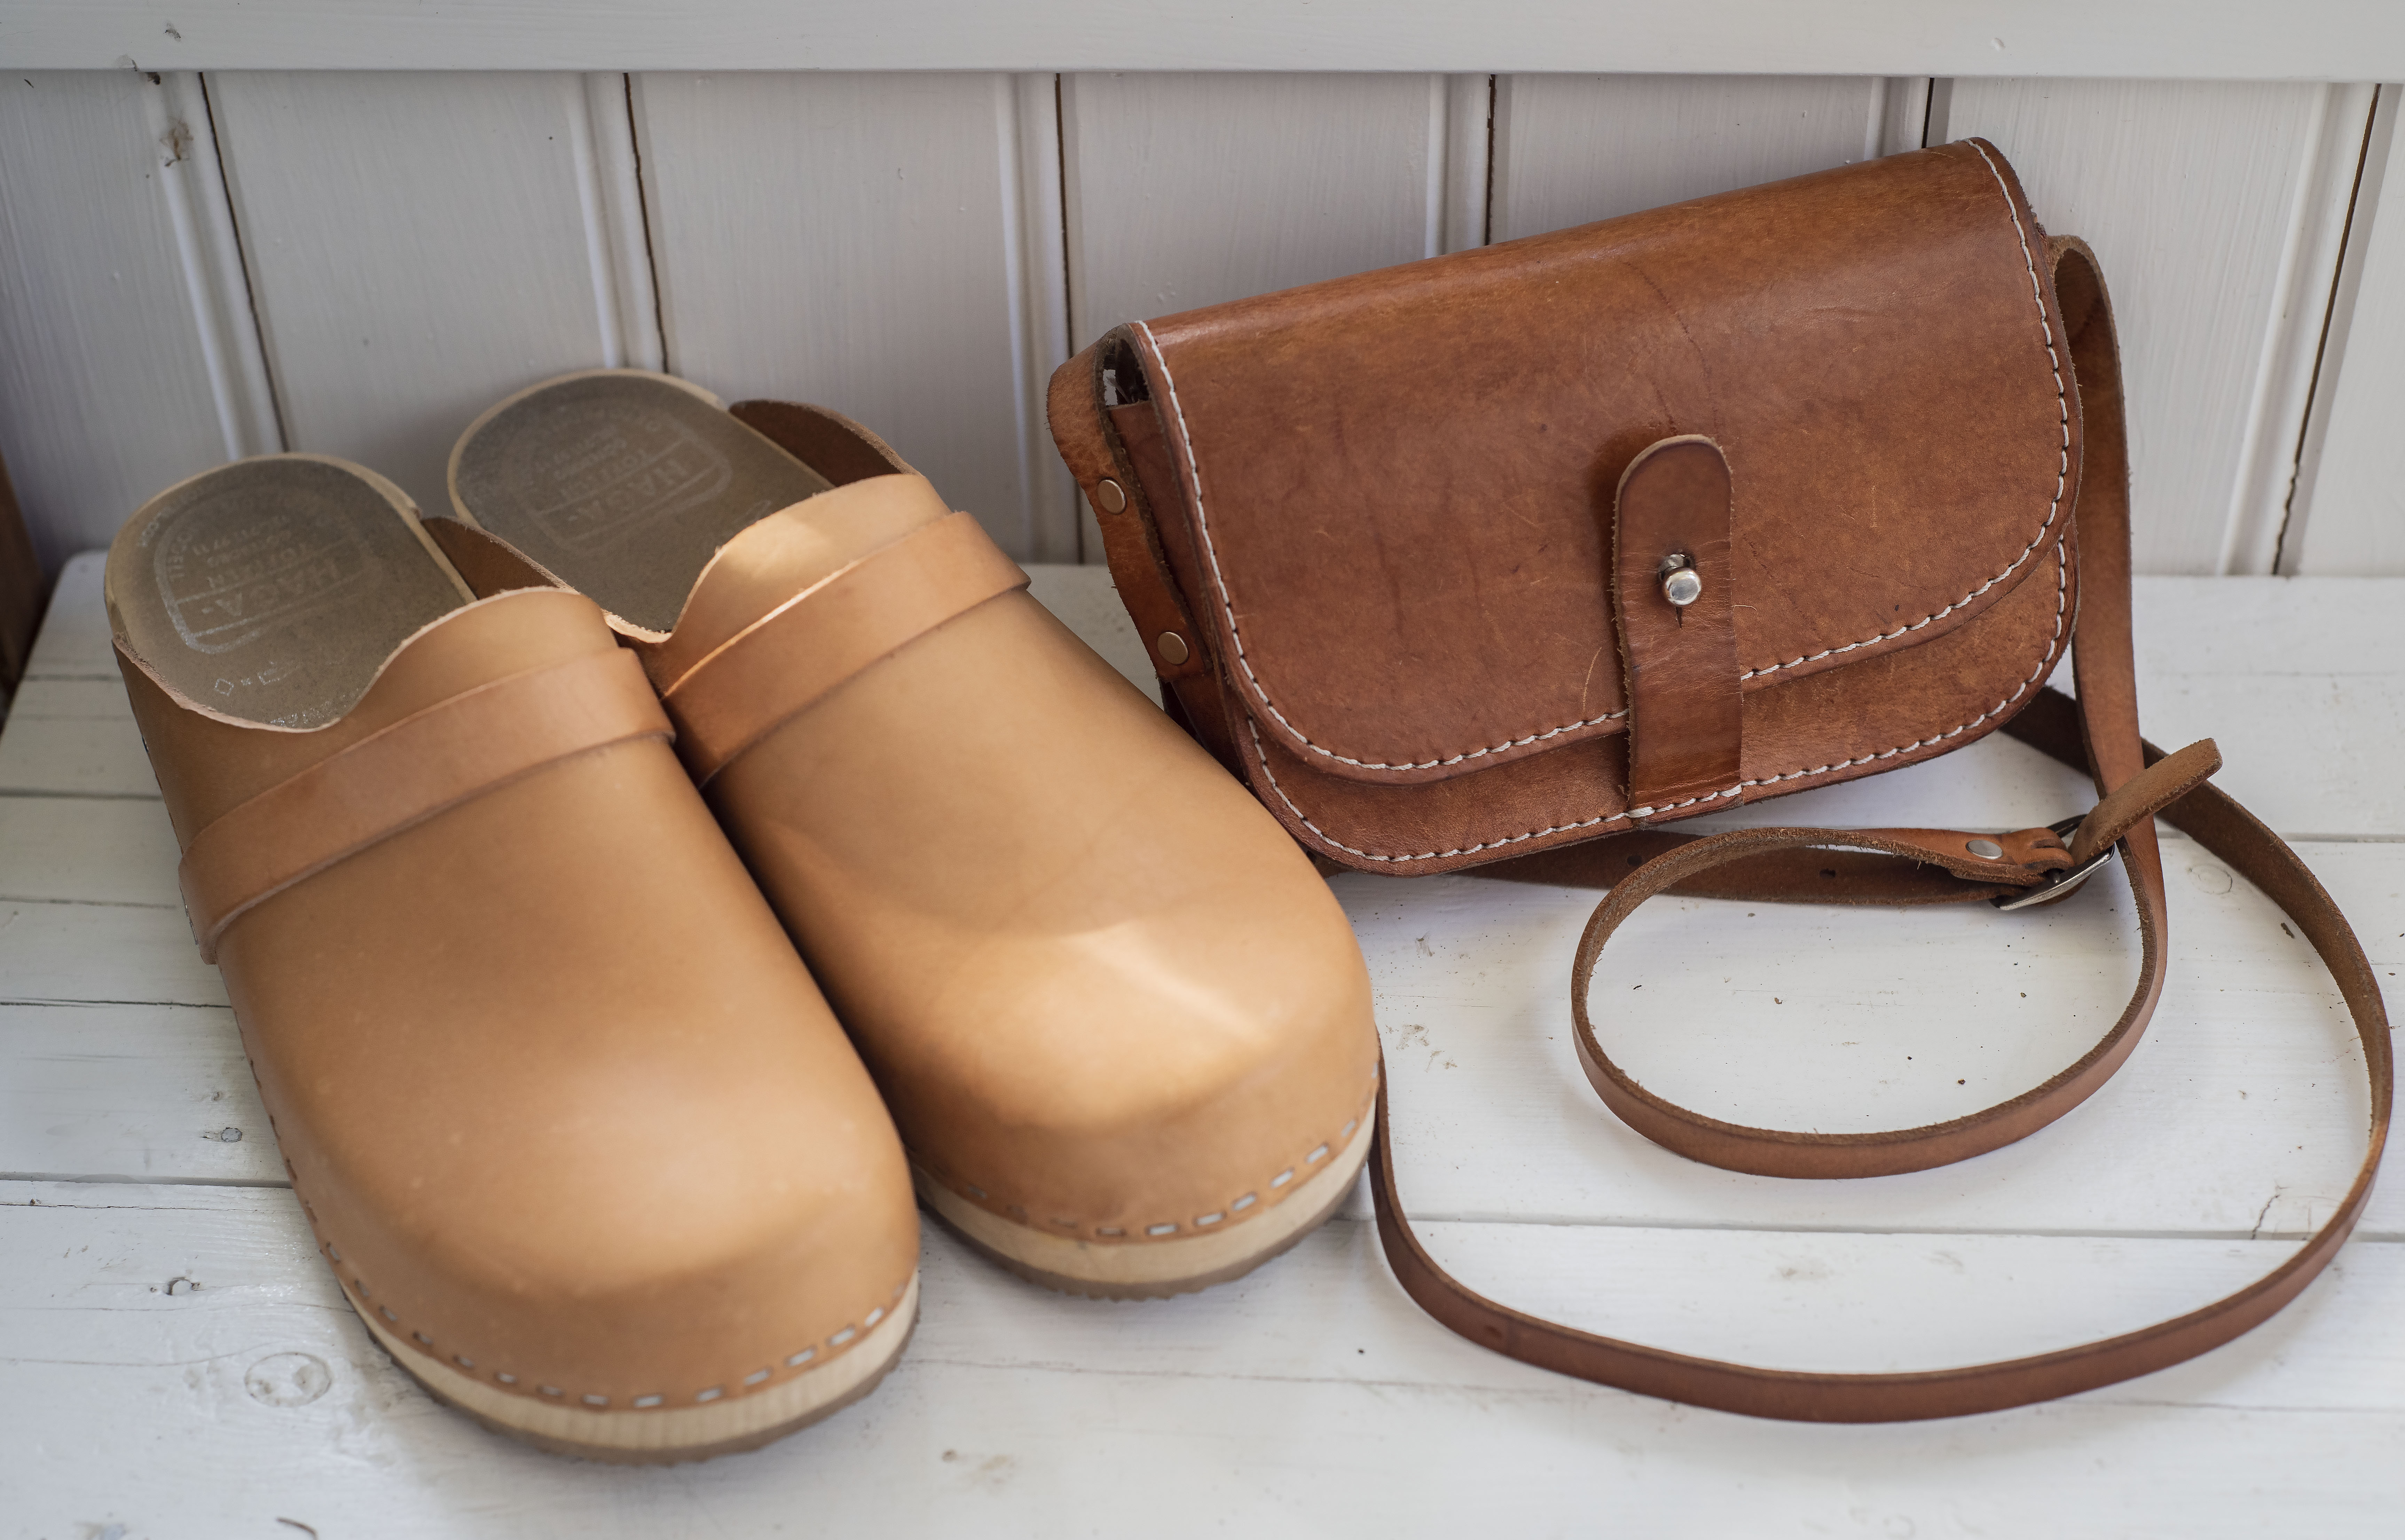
[1966,838,2005,860]
[1659,556,1702,608]
[1093,477,1128,514]
[1156,631,1190,666]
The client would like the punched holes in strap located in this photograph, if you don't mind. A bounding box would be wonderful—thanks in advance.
[659,510,1030,784]
[178,647,670,963]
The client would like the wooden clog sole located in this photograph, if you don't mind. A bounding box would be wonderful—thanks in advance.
[355,1273,920,1464]
[915,1131,1371,1301]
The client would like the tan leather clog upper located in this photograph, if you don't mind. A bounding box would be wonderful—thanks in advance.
[440,373,1380,1290]
[109,460,917,1442]
[658,476,1381,1243]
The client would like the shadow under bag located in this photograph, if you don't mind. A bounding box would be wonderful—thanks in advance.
[1047,139,2392,1422]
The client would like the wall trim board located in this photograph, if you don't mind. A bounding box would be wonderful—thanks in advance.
[6,3,2403,79]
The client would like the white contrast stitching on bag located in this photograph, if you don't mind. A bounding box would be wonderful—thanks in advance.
[1139,140,2068,772]
[1258,537,2069,864]
[1140,316,1628,773]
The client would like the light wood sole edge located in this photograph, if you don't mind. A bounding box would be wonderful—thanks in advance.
[917,1131,1370,1300]
[356,1271,919,1463]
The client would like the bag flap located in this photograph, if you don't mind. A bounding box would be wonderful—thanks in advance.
[1123,140,2081,785]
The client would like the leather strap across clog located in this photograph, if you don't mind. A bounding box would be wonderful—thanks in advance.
[179,646,668,960]
[659,510,1027,784]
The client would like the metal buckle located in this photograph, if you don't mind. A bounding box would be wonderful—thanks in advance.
[1990,815,2119,912]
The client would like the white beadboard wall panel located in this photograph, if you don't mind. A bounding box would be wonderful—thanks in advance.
[1062,72,1454,341]
[1938,78,2375,575]
[1062,71,1478,559]
[206,71,652,521]
[632,71,1077,563]
[0,71,275,570]
[13,1,2405,80]
[1490,74,1907,242]
[2290,86,2405,575]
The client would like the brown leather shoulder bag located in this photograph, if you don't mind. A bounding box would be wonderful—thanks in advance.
[1047,140,2392,1422]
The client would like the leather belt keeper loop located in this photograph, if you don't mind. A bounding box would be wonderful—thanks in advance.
[659,510,1029,785]
[179,646,670,963]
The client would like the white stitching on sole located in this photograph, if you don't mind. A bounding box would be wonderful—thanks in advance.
[1257,537,2069,864]
[925,1078,1380,1242]
[1138,142,2068,771]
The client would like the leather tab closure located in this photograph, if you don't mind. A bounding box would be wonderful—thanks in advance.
[179,646,670,964]
[1613,436,1740,815]
[660,510,1028,784]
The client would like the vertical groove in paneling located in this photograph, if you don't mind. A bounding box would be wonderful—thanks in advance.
[0,72,271,566]
[1440,74,1493,254]
[1873,77,1934,156]
[1005,73,1079,563]
[634,72,1059,558]
[1925,80,1957,144]
[1490,75,1893,242]
[210,72,645,519]
[2218,84,2378,574]
[1944,79,2366,574]
[575,73,665,373]
[1420,74,1447,261]
[150,73,282,462]
[2286,85,2403,575]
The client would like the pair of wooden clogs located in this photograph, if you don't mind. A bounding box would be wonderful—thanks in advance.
[107,371,1379,1462]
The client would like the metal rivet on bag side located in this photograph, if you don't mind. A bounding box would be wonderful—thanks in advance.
[1156,631,1190,666]
[1093,478,1128,514]
[1659,555,1703,608]
[1966,838,2005,860]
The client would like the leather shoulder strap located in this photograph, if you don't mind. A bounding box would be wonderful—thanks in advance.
[178,646,669,963]
[1366,239,2393,1422]
[657,510,1027,784]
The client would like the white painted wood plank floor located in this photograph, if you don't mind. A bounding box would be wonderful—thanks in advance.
[6,553,2402,1537]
